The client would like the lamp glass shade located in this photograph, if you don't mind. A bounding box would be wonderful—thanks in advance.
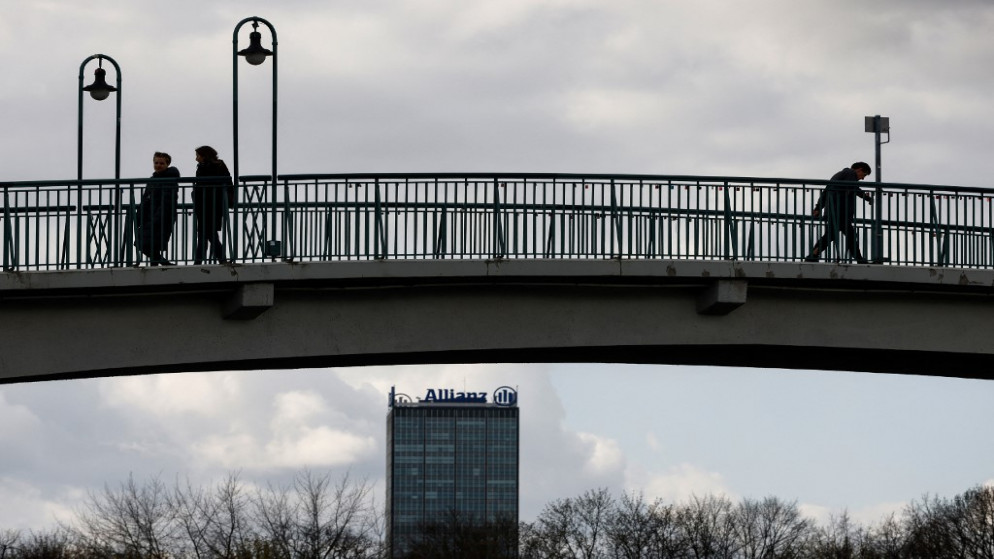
[238,31,273,66]
[82,67,117,101]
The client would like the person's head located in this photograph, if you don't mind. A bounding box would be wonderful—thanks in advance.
[195,145,219,164]
[851,161,872,180]
[153,152,171,173]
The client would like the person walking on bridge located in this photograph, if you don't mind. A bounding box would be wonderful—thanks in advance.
[804,162,873,264]
[192,145,233,265]
[137,151,179,266]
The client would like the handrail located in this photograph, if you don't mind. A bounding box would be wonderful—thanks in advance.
[1,173,992,271]
[4,171,982,195]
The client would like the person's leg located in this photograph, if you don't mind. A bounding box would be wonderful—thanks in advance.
[194,215,207,265]
[210,232,228,264]
[154,217,176,265]
[146,224,162,265]
[805,232,830,261]
[844,221,867,263]
[150,249,172,266]
[806,216,840,262]
[138,229,163,264]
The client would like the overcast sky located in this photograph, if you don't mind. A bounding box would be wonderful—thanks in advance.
[2,0,994,532]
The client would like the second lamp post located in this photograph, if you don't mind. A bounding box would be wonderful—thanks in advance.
[233,16,279,258]
[76,54,122,268]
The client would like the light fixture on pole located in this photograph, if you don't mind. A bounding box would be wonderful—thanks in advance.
[233,16,279,259]
[238,21,274,66]
[75,54,122,268]
[82,65,118,101]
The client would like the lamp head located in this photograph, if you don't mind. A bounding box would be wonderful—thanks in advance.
[238,25,273,66]
[82,67,117,101]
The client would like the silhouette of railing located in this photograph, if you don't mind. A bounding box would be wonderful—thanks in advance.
[2,173,992,271]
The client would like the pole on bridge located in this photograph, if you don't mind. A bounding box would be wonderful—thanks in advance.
[234,16,280,261]
[77,54,122,269]
[865,114,890,264]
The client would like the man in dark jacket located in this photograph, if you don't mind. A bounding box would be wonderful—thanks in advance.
[137,152,180,265]
[804,162,873,263]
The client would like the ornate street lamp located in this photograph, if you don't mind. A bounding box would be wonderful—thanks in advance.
[82,66,117,101]
[75,54,122,268]
[78,55,121,181]
[238,22,274,65]
[233,16,279,259]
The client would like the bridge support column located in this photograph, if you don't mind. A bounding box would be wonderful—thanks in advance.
[697,279,747,315]
[224,282,274,320]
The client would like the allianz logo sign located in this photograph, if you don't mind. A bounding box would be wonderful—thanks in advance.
[389,385,518,407]
[493,386,517,407]
[422,388,487,403]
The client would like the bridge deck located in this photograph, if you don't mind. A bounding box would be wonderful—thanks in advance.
[2,258,993,383]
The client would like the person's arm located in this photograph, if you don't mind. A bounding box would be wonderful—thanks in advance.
[812,190,826,216]
[856,186,873,204]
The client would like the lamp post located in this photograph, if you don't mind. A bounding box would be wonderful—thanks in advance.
[864,115,890,263]
[77,54,122,268]
[233,16,279,259]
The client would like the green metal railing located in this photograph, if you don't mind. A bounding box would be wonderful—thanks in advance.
[2,173,992,271]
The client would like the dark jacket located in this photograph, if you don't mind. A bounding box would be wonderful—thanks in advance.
[138,166,180,248]
[194,160,233,232]
[815,167,867,220]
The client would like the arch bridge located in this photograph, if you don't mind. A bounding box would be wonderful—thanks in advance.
[2,172,993,383]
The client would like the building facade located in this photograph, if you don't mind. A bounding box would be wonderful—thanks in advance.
[386,386,519,558]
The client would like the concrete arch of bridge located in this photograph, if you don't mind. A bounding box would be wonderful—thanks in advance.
[2,260,993,383]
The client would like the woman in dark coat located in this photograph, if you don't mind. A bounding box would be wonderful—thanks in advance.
[193,145,233,264]
[137,151,179,265]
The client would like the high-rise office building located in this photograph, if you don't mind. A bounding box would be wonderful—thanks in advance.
[386,386,519,558]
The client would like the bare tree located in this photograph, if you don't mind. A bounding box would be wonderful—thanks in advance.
[734,496,812,559]
[949,485,994,559]
[252,469,381,559]
[904,485,994,559]
[605,491,685,559]
[519,498,573,559]
[5,529,74,559]
[169,472,254,558]
[570,487,614,559]
[806,510,864,559]
[858,513,905,559]
[522,487,614,559]
[68,473,177,558]
[253,476,296,558]
[677,494,739,559]
[0,530,19,559]
[518,520,547,559]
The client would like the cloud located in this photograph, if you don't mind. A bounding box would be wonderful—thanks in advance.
[576,432,624,475]
[99,373,243,418]
[248,389,378,470]
[627,462,734,505]
[0,391,42,442]
[98,376,383,472]
[193,425,376,471]
[0,477,75,532]
[798,500,907,528]
[646,431,661,452]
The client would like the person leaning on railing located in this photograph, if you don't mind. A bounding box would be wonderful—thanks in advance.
[136,151,180,266]
[804,162,873,264]
[192,145,233,265]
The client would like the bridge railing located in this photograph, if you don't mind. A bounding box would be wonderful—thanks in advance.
[2,173,992,271]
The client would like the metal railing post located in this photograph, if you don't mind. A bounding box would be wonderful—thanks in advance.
[3,188,13,271]
[492,178,506,259]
